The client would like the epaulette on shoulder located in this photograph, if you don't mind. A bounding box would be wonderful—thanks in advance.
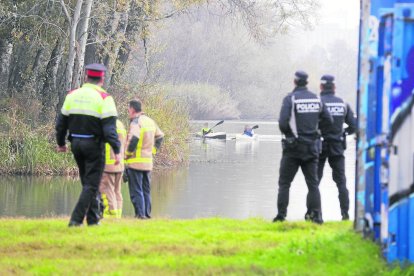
[99,91,110,100]
[67,88,78,95]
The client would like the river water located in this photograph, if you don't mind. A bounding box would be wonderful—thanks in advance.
[0,121,355,222]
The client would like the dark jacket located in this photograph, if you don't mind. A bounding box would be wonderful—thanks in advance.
[279,87,333,159]
[318,89,356,156]
[55,83,121,154]
[279,87,333,142]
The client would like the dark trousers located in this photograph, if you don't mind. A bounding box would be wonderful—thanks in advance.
[127,168,151,218]
[70,139,105,225]
[318,154,349,213]
[277,155,321,218]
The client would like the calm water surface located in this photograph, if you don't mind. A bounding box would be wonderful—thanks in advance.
[0,121,355,221]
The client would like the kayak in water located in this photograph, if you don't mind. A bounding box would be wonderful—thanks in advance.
[235,134,259,141]
[195,132,227,140]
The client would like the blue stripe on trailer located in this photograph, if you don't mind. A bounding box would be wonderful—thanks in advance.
[387,202,399,262]
[388,197,410,262]
[358,0,414,264]
[409,194,414,262]
[364,161,375,170]
[397,199,409,262]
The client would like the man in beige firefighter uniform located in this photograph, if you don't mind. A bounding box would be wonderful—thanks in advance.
[99,119,127,218]
[125,99,164,219]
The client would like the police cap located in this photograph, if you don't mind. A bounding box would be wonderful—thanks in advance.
[294,70,308,81]
[85,63,107,78]
[321,74,335,84]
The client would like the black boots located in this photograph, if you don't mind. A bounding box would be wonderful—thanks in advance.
[304,211,324,224]
[310,212,324,224]
[272,215,285,222]
[68,221,83,227]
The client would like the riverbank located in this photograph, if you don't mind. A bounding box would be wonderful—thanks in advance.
[0,92,190,175]
[0,218,411,275]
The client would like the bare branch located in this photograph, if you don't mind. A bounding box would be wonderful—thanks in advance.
[60,0,71,24]
[143,9,183,22]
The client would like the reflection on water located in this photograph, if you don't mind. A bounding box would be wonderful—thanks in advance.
[0,171,189,218]
[0,121,355,222]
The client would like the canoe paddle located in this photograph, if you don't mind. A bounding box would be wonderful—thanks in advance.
[203,120,224,136]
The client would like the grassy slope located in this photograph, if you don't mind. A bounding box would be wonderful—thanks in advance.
[0,218,412,275]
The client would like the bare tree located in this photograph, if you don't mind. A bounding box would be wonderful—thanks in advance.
[73,0,94,88]
[60,0,83,92]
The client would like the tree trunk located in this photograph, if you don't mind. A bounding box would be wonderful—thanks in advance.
[98,10,119,86]
[41,38,64,117]
[27,48,44,98]
[111,2,143,85]
[7,44,26,97]
[64,0,83,92]
[72,0,94,88]
[106,11,129,86]
[84,18,99,66]
[0,39,13,95]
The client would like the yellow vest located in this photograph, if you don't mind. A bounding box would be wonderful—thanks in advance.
[61,83,117,119]
[104,120,126,173]
[125,115,164,171]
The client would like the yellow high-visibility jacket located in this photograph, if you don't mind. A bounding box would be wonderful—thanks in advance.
[125,114,164,171]
[56,83,120,154]
[104,120,127,173]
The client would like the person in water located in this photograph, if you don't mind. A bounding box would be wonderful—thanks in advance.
[201,123,212,135]
[243,125,254,137]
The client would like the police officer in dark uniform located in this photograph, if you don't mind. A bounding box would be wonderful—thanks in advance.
[56,63,121,227]
[316,74,356,220]
[273,71,333,224]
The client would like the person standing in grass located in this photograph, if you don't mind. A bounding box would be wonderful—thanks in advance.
[314,75,356,221]
[125,99,164,219]
[273,71,333,224]
[99,119,127,218]
[56,63,121,227]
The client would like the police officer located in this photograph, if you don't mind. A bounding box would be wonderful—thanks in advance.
[316,74,356,220]
[56,63,121,227]
[273,71,333,224]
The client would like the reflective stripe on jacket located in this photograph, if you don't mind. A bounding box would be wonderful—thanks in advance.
[56,82,121,153]
[61,83,117,119]
[125,114,164,171]
[104,120,127,173]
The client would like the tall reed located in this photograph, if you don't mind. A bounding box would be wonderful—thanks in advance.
[0,88,190,175]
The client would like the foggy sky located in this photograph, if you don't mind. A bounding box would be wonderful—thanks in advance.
[291,0,360,52]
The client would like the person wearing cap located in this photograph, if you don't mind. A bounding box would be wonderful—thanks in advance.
[125,99,164,219]
[99,119,127,218]
[273,70,333,224]
[56,63,121,227]
[313,74,356,220]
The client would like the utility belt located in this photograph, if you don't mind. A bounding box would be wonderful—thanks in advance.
[322,135,347,150]
[282,136,322,156]
[71,134,95,139]
[69,133,102,144]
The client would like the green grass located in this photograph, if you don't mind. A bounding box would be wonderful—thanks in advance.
[0,218,412,275]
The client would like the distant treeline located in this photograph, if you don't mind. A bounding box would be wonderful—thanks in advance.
[0,0,323,174]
